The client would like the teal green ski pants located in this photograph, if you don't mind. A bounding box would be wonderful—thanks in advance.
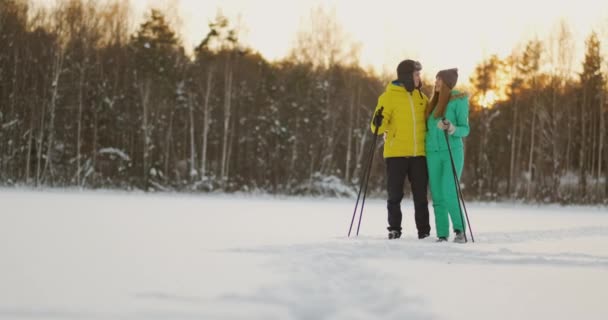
[426,147,465,238]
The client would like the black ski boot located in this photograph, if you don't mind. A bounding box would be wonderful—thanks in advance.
[388,230,402,240]
[418,233,430,240]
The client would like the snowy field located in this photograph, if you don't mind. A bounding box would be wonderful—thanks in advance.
[1,189,608,320]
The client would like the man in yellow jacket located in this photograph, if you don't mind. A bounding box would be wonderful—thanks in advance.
[370,59,430,240]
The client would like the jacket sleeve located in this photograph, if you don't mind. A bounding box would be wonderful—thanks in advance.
[452,97,470,138]
[370,95,390,135]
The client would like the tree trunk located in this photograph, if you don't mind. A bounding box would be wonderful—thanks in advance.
[5,47,19,180]
[477,110,487,198]
[201,68,213,179]
[226,107,237,185]
[598,91,604,195]
[36,95,47,187]
[42,50,64,185]
[138,78,151,190]
[289,112,299,184]
[24,51,38,185]
[515,102,525,196]
[526,104,537,200]
[188,93,196,181]
[76,64,85,186]
[605,105,608,200]
[590,110,597,189]
[163,108,174,183]
[579,88,587,198]
[566,104,572,175]
[25,102,35,184]
[226,82,239,184]
[92,107,98,187]
[220,58,233,187]
[321,77,333,175]
[508,98,518,196]
[289,113,299,180]
[353,132,367,185]
[551,78,561,201]
[345,91,354,183]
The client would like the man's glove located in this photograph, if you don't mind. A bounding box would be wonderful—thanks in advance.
[373,112,384,127]
[437,119,456,135]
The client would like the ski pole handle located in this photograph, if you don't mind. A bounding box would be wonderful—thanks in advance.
[440,117,453,133]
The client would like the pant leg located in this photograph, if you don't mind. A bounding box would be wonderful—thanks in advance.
[408,156,430,236]
[386,157,408,231]
[443,148,465,233]
[427,151,450,238]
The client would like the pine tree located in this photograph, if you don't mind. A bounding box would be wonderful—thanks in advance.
[130,9,185,190]
[579,32,605,200]
[517,40,543,200]
[468,54,506,199]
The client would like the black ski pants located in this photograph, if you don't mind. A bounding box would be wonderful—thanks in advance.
[385,156,431,236]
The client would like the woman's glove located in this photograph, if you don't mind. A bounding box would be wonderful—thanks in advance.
[437,119,456,135]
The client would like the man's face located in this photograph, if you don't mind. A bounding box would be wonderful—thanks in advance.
[413,71,421,87]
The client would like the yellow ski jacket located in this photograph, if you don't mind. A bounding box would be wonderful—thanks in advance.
[370,82,428,158]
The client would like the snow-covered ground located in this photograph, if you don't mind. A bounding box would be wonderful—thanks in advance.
[1,189,607,320]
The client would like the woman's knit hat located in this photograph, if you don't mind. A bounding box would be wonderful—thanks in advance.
[436,68,458,89]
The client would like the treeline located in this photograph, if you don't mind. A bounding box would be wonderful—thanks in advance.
[0,0,606,203]
[466,25,607,203]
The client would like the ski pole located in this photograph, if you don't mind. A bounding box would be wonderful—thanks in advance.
[348,107,383,237]
[442,118,475,242]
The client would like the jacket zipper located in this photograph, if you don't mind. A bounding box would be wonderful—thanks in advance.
[408,93,417,156]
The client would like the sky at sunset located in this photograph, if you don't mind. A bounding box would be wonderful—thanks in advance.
[39,0,608,84]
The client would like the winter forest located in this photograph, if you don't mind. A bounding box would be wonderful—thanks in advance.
[1,0,607,204]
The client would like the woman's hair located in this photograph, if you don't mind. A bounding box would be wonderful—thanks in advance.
[426,81,452,119]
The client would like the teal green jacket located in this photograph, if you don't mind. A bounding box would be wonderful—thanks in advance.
[426,91,470,152]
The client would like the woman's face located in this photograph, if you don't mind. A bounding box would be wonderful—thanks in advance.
[434,77,443,92]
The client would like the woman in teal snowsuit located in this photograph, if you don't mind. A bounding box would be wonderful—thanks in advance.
[425,68,470,243]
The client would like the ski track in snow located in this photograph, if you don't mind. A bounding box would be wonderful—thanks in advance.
[132,245,435,319]
[204,224,608,319]
[192,251,433,319]
[214,244,434,320]
[230,235,608,270]
[228,224,608,269]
